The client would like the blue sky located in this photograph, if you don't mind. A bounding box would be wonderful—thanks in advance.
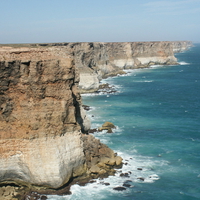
[1,0,200,43]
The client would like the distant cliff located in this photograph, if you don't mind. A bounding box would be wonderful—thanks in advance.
[30,41,192,93]
[69,41,178,93]
[72,41,192,93]
[172,41,193,53]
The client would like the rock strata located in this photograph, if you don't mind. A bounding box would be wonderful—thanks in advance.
[0,46,122,199]
[33,41,191,93]
[0,47,88,189]
[64,41,180,93]
[98,122,116,133]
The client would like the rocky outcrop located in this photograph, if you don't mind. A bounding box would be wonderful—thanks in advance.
[82,134,122,178]
[98,122,116,133]
[0,47,122,196]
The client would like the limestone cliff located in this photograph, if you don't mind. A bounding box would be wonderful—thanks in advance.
[0,47,122,194]
[70,41,192,93]
[0,47,87,189]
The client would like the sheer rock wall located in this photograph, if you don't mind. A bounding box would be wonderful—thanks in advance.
[0,47,88,189]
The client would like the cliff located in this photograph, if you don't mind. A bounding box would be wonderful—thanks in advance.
[0,47,86,188]
[71,41,192,93]
[172,41,193,53]
[0,47,122,199]
[72,41,178,93]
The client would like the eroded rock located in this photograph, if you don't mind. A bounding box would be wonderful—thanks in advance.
[113,186,126,191]
[82,134,123,179]
[98,121,116,133]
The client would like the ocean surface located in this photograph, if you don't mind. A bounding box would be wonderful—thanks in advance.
[48,44,200,200]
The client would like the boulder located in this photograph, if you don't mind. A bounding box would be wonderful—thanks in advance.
[113,186,126,191]
[98,122,116,133]
[137,177,145,181]
[123,180,133,188]
[115,156,123,166]
[82,134,123,179]
[120,173,130,178]
[90,165,101,174]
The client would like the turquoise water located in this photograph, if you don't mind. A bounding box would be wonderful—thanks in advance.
[49,44,200,200]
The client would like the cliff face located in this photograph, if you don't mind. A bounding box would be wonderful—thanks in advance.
[43,41,190,93]
[0,46,123,193]
[65,42,178,93]
[0,47,89,188]
[75,41,192,93]
[172,41,193,53]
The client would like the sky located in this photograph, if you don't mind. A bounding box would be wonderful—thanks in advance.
[0,0,200,43]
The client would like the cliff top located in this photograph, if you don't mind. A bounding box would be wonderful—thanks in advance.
[0,46,72,61]
[0,40,193,48]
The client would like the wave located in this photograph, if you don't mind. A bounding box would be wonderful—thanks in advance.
[132,80,154,83]
[149,65,163,68]
[123,69,140,76]
[81,93,101,97]
[179,61,190,65]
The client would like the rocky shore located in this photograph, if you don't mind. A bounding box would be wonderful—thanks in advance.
[0,41,192,199]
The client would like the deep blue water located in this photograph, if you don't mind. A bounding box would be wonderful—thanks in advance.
[49,44,200,200]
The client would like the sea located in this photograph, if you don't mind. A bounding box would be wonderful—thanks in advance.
[48,44,200,200]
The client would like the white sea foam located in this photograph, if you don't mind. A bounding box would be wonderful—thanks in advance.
[150,65,165,68]
[132,80,153,83]
[179,61,189,65]
[81,84,122,97]
[47,150,165,200]
[91,126,123,140]
[144,80,153,82]
[49,142,168,200]
[81,93,100,97]
[123,69,138,76]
